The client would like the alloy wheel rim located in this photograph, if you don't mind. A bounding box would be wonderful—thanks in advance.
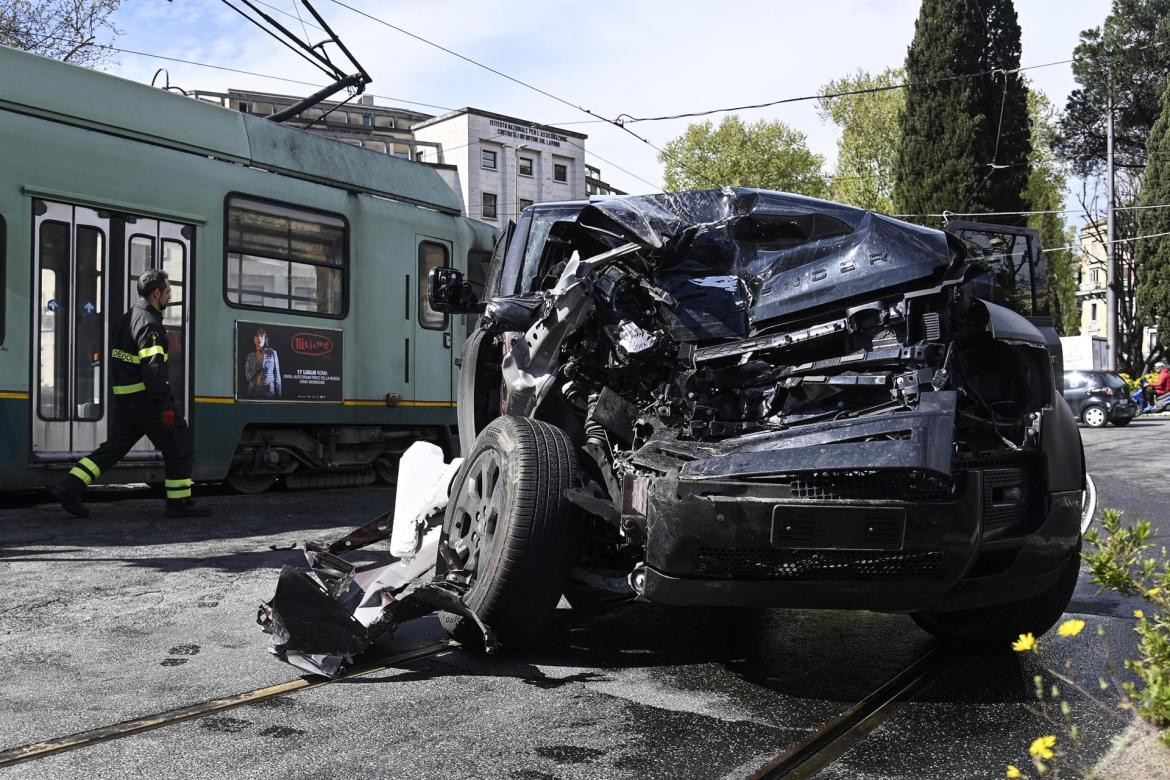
[448,449,505,582]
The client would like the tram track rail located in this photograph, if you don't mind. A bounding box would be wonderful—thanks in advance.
[747,644,954,779]
[0,640,458,769]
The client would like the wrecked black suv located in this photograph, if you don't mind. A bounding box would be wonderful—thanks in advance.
[429,188,1086,648]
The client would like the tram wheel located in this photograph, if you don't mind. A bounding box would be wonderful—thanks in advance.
[225,467,278,495]
[373,453,399,486]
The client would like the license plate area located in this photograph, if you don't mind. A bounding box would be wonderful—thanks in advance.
[771,506,907,551]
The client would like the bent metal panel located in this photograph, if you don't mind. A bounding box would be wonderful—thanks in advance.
[234,321,343,403]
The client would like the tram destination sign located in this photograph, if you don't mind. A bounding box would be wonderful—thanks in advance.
[234,321,343,403]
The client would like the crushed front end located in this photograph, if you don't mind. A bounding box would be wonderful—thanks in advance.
[484,188,1083,616]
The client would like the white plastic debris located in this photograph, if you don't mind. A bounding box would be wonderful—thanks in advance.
[390,441,462,559]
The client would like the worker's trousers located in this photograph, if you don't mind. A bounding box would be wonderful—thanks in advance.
[61,402,194,502]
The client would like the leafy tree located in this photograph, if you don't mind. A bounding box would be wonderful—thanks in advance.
[659,115,828,197]
[893,0,1031,225]
[817,68,904,213]
[1135,79,1170,358]
[0,0,121,67]
[1027,88,1080,335]
[1055,0,1170,178]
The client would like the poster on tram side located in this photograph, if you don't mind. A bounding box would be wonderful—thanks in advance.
[234,321,343,403]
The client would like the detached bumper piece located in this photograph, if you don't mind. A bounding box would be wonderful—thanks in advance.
[257,442,497,678]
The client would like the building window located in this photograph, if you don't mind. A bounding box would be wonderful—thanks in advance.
[225,196,347,317]
[519,198,534,212]
[518,157,533,177]
[482,192,498,221]
[1090,303,1098,321]
[481,149,498,170]
[418,241,450,331]
[373,115,395,129]
[553,163,568,183]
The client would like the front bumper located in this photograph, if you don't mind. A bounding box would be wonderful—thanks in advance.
[639,465,1082,613]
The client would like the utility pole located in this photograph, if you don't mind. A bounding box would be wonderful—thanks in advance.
[1106,80,1118,371]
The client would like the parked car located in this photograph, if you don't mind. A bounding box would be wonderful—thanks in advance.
[1062,370,1137,428]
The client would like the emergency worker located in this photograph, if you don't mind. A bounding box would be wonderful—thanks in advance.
[53,269,211,518]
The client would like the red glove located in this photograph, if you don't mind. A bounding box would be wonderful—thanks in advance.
[160,409,175,430]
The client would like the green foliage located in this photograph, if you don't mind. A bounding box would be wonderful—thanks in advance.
[1084,508,1170,741]
[1135,79,1170,354]
[1027,88,1080,335]
[893,0,1031,224]
[0,0,121,67]
[658,115,828,196]
[1055,0,1170,177]
[817,68,904,213]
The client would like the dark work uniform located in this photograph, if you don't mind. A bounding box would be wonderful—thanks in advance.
[61,299,195,505]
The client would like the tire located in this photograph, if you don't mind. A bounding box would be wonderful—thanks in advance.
[439,416,579,649]
[911,537,1081,647]
[1111,417,1132,427]
[1082,405,1107,428]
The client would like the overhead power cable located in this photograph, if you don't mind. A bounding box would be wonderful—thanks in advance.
[1041,229,1170,254]
[322,0,712,189]
[6,30,452,111]
[613,41,1167,125]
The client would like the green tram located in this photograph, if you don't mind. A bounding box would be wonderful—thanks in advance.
[0,46,498,493]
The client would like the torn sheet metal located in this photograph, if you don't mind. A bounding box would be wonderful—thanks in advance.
[258,444,497,678]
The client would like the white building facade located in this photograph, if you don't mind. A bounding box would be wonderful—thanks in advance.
[413,108,589,225]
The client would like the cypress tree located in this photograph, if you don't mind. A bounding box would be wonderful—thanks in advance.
[1135,78,1170,360]
[894,0,1032,223]
[977,0,1031,226]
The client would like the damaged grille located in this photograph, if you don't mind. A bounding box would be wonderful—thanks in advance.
[694,547,947,579]
[750,470,951,502]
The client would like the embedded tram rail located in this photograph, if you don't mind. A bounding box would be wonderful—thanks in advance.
[0,636,950,778]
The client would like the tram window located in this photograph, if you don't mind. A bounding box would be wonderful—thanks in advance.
[418,241,449,330]
[73,226,104,422]
[38,221,70,421]
[225,196,347,317]
[162,240,185,327]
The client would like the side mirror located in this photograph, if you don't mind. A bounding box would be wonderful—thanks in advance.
[428,266,480,314]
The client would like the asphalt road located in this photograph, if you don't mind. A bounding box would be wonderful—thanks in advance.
[1,421,1169,779]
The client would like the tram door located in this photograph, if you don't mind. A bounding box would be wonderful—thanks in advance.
[32,202,110,456]
[413,237,454,403]
[32,199,192,460]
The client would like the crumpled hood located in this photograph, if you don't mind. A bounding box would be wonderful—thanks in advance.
[575,188,954,340]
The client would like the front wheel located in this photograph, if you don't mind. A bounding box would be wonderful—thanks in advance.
[1082,405,1108,428]
[911,538,1081,647]
[439,416,579,649]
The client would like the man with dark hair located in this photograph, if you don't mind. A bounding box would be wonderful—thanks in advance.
[53,269,211,518]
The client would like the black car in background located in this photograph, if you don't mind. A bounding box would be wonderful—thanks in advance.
[1062,370,1137,427]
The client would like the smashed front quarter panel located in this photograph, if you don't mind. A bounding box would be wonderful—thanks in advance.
[258,443,497,678]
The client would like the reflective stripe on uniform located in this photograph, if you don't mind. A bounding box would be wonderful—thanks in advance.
[166,487,192,499]
[69,466,94,485]
[138,345,167,361]
[112,382,146,395]
[111,348,140,364]
[164,478,193,488]
[78,457,102,479]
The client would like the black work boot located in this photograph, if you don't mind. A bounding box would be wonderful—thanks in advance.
[52,483,89,518]
[165,498,212,518]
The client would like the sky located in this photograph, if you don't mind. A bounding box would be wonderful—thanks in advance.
[99,0,1114,213]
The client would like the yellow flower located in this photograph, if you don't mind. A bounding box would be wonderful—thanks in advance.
[1147,587,1161,598]
[1029,735,1056,760]
[1135,609,1145,619]
[1012,632,1037,652]
[1006,765,1023,778]
[1058,619,1086,637]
